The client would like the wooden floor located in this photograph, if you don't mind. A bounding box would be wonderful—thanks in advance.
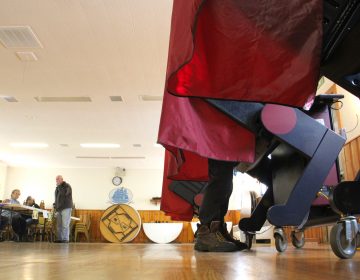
[0,242,359,279]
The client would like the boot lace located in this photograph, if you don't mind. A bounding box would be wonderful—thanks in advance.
[215,231,226,242]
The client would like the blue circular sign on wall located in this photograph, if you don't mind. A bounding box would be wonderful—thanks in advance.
[109,187,133,204]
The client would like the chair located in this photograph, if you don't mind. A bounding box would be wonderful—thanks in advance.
[27,222,38,241]
[69,206,76,241]
[74,214,91,242]
[34,216,55,242]
[0,223,12,241]
[0,215,15,241]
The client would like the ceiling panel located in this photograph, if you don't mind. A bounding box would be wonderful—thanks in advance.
[0,0,172,168]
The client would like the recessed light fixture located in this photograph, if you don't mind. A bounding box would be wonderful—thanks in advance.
[111,156,145,159]
[80,143,120,148]
[1,96,18,102]
[10,143,48,148]
[16,51,38,61]
[76,156,145,159]
[109,96,123,102]
[153,143,162,148]
[139,95,163,101]
[34,96,92,102]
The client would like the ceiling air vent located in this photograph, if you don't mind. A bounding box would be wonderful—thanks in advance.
[34,96,92,102]
[139,95,162,101]
[1,96,18,102]
[0,26,43,48]
[109,96,123,102]
[133,144,142,147]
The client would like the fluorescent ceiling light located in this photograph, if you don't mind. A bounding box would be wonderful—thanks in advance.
[10,143,48,148]
[80,143,120,148]
[34,96,91,102]
[1,96,18,102]
[109,96,123,102]
[139,95,162,101]
[76,156,145,159]
[0,152,44,167]
[16,51,38,61]
[153,143,162,148]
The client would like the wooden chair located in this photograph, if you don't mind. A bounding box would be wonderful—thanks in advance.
[27,222,38,241]
[69,206,76,242]
[74,214,91,242]
[34,216,55,242]
[0,223,12,241]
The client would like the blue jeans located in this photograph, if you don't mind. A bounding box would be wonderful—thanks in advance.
[56,208,72,241]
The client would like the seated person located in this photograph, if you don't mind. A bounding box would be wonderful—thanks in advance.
[24,196,40,209]
[1,199,10,233]
[24,196,40,227]
[1,189,28,242]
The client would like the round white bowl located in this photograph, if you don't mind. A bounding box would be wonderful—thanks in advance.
[143,222,183,244]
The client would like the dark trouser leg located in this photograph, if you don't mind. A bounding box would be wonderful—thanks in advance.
[0,216,9,230]
[12,215,27,238]
[0,216,10,241]
[195,159,247,252]
[199,159,238,225]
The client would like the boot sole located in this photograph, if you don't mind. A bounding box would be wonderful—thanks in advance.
[194,243,238,252]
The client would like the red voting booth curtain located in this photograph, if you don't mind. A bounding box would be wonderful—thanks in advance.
[158,0,323,220]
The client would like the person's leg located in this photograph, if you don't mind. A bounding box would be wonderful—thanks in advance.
[195,159,239,252]
[61,208,72,242]
[19,216,27,241]
[0,216,10,241]
[56,211,63,241]
[199,159,236,225]
[24,216,38,242]
[0,215,9,230]
[11,215,27,241]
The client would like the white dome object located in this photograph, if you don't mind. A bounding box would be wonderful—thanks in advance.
[143,222,183,244]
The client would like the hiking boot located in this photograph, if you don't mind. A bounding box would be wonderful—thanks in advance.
[11,233,20,242]
[194,221,238,252]
[219,223,248,251]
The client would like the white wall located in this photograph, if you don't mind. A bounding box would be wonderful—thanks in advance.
[336,85,360,142]
[316,78,360,142]
[3,166,258,212]
[4,167,164,210]
[231,172,265,215]
[0,161,7,200]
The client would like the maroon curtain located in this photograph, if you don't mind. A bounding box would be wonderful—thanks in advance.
[158,0,323,220]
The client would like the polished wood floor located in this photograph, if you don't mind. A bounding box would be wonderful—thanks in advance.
[0,242,359,280]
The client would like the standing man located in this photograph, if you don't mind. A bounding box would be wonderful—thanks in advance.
[54,175,73,243]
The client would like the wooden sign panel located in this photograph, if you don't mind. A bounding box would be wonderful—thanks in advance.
[100,204,141,243]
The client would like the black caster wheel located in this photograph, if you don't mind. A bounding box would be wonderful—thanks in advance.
[291,230,305,249]
[274,231,288,252]
[245,232,255,250]
[330,223,357,259]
